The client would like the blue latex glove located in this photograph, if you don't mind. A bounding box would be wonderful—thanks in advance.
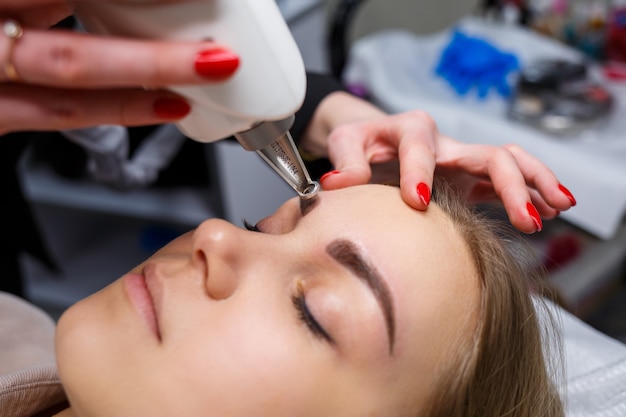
[435,30,520,100]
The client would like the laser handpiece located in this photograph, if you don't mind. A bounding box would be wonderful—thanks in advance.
[74,0,318,199]
[235,116,319,199]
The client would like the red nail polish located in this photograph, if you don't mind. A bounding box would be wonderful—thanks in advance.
[417,182,431,206]
[153,97,190,119]
[195,48,240,79]
[558,184,577,206]
[527,202,542,232]
[320,170,340,183]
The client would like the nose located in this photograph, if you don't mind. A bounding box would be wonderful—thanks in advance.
[191,218,250,300]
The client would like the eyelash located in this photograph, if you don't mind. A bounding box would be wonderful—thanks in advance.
[243,219,332,344]
[242,218,260,232]
[292,284,334,344]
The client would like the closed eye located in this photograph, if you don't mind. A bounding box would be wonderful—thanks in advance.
[292,283,334,344]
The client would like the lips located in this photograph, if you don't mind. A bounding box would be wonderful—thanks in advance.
[123,271,161,341]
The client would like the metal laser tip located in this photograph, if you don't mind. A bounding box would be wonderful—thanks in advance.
[298,181,320,200]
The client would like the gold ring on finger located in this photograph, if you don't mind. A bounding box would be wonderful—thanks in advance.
[3,19,23,82]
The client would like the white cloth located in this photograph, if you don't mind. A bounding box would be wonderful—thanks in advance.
[344,17,626,240]
[557,304,626,416]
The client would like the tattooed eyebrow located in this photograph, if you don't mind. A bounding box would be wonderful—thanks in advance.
[326,239,396,354]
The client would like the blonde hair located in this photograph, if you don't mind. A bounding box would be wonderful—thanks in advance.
[421,178,564,417]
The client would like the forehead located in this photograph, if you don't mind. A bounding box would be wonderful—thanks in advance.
[305,184,457,249]
[300,185,469,276]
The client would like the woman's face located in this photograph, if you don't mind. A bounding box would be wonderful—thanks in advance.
[56,184,480,417]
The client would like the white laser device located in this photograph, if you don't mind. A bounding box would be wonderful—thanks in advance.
[74,0,319,199]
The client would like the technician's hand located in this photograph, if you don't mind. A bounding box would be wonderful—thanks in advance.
[0,0,240,135]
[431,137,576,234]
[300,91,576,234]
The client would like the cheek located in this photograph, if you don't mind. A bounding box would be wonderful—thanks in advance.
[159,304,327,416]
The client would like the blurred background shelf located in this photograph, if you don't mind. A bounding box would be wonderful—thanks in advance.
[19,150,219,227]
